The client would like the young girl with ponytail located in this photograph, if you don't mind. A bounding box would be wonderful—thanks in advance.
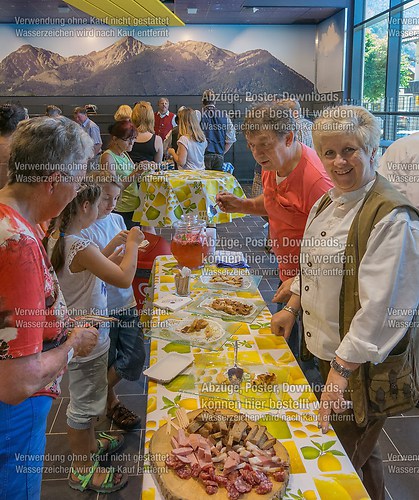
[43,183,144,494]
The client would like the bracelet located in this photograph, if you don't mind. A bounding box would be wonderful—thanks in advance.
[330,357,353,379]
[67,347,74,364]
[283,305,299,318]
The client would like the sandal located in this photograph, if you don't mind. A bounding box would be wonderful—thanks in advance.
[107,403,141,431]
[69,460,128,493]
[94,431,125,457]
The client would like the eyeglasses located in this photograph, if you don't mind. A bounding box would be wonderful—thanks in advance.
[60,172,86,193]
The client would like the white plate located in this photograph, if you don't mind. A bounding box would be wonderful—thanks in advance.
[186,292,266,323]
[143,353,193,383]
[200,274,250,289]
[173,317,225,342]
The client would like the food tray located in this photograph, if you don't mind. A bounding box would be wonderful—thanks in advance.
[185,291,266,323]
[199,272,262,292]
[145,311,239,351]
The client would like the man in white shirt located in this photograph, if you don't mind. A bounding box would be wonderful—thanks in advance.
[378,132,419,209]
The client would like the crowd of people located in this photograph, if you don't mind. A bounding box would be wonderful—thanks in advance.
[0,95,418,500]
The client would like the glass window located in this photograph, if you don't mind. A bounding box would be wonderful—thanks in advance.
[362,16,389,112]
[365,0,389,20]
[397,1,419,136]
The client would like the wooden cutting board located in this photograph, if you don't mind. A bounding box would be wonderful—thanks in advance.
[149,409,289,500]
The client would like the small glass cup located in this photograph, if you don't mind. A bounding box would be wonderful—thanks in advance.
[174,274,190,296]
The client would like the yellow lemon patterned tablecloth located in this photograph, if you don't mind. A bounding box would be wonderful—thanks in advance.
[141,256,370,500]
[132,170,246,227]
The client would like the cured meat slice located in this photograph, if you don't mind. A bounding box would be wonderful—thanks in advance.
[272,469,288,482]
[256,478,273,495]
[234,477,253,493]
[225,481,240,500]
[176,465,192,479]
[205,484,218,495]
[172,447,194,456]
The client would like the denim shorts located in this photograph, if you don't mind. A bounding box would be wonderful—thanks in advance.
[108,307,146,381]
[66,351,108,430]
[0,395,53,500]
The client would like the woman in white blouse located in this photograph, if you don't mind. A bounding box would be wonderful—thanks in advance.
[168,108,207,170]
[271,106,419,500]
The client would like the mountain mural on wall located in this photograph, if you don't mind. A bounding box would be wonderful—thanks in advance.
[0,36,314,96]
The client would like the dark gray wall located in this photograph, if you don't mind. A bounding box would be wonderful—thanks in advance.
[4,93,343,182]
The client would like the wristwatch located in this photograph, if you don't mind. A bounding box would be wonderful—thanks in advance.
[330,357,353,379]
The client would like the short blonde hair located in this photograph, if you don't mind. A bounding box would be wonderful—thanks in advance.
[114,104,132,121]
[178,107,206,143]
[132,101,154,133]
[312,105,381,166]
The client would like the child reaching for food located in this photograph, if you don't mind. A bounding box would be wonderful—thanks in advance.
[43,182,144,494]
[81,171,146,431]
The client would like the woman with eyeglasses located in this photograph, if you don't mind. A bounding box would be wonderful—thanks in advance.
[100,120,142,230]
[0,116,99,499]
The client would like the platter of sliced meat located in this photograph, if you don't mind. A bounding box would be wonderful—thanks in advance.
[149,409,289,499]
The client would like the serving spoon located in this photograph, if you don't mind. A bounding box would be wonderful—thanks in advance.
[227,340,244,384]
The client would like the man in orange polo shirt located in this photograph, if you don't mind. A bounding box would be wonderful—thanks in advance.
[216,102,332,363]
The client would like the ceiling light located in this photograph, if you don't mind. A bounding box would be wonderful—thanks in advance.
[187,8,198,14]
[58,4,70,13]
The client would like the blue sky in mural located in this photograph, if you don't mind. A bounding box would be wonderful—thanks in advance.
[0,24,316,81]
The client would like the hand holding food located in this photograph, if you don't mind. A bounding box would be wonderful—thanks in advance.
[110,230,129,248]
[216,192,244,213]
[126,226,145,247]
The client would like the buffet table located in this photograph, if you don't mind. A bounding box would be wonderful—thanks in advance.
[132,170,245,227]
[141,256,370,500]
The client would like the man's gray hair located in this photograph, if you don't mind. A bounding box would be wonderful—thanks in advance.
[242,102,296,139]
[8,116,94,184]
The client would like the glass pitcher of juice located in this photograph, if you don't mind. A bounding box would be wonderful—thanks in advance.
[171,215,208,269]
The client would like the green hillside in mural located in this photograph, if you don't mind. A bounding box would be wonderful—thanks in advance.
[0,36,314,96]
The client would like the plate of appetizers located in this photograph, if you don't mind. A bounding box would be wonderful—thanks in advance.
[186,292,266,323]
[145,312,239,350]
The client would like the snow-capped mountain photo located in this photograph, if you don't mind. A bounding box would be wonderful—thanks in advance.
[0,36,314,96]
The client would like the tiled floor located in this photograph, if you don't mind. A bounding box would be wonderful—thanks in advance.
[41,184,418,499]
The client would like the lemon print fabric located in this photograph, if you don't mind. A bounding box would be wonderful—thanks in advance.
[133,170,246,226]
[142,488,156,500]
[301,440,345,472]
[313,473,369,500]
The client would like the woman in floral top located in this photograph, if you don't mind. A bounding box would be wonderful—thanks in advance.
[0,116,99,499]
